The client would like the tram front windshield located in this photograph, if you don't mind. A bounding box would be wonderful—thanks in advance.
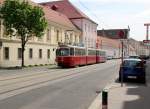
[56,48,69,56]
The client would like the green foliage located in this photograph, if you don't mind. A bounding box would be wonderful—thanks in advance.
[0,0,48,67]
[0,0,47,38]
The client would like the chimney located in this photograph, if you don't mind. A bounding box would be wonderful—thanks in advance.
[51,5,58,11]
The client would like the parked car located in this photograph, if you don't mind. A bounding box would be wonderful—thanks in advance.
[107,56,113,60]
[129,55,140,59]
[124,56,129,59]
[119,58,146,83]
[140,55,149,64]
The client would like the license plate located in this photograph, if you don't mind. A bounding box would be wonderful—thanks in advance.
[128,76,137,79]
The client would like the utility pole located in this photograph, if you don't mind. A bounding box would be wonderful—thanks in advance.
[144,23,150,40]
[144,23,150,57]
[121,40,124,87]
[118,30,125,87]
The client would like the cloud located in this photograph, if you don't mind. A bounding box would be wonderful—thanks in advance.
[135,8,150,19]
[72,0,150,3]
[33,0,150,4]
[32,0,149,41]
[33,0,59,3]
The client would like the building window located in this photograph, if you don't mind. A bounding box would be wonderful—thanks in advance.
[85,24,86,31]
[70,33,73,43]
[75,35,78,43]
[47,28,51,40]
[4,47,9,60]
[18,48,22,59]
[29,48,33,59]
[38,37,43,41]
[65,33,68,43]
[88,25,90,32]
[47,49,50,59]
[39,49,42,59]
[56,30,59,41]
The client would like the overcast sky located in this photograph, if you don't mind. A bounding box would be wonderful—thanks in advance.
[32,0,150,41]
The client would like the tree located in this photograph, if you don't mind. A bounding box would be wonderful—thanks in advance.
[0,0,47,67]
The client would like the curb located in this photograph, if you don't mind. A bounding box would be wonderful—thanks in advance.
[88,93,102,109]
[88,82,121,109]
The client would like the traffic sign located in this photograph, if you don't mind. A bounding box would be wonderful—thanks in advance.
[143,40,150,46]
[144,43,150,46]
[118,30,125,38]
[144,23,150,26]
[143,40,150,43]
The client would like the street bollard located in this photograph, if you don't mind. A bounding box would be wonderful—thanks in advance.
[102,90,108,109]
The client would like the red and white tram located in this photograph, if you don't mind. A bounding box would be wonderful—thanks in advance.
[56,45,106,67]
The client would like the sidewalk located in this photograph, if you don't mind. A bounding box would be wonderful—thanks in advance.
[0,65,57,77]
[88,60,150,109]
[89,82,150,109]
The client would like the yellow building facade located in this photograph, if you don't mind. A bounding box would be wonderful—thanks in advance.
[0,6,81,67]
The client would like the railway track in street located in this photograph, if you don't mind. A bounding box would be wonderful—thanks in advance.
[0,60,120,98]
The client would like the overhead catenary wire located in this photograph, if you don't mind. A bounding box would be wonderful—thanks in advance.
[77,0,106,29]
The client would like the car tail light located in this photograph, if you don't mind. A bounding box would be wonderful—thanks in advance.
[136,62,144,68]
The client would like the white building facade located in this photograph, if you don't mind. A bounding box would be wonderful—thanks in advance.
[40,0,98,48]
[71,18,97,48]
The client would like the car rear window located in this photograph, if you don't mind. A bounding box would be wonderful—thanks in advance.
[129,56,140,59]
[123,60,142,67]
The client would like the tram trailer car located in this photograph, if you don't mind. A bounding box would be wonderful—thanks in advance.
[87,48,96,64]
[96,50,106,63]
[56,46,106,68]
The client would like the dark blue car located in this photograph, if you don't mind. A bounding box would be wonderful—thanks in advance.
[119,59,146,83]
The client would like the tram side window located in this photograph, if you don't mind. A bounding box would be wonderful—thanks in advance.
[88,50,91,55]
[100,51,106,56]
[81,49,86,56]
[88,50,95,55]
[94,50,96,55]
[84,50,86,55]
[75,48,79,56]
[74,48,86,56]
[70,48,74,56]
[100,51,102,56]
[102,52,104,56]
[102,51,106,56]
[99,51,101,56]
[96,51,99,56]
[99,51,102,56]
[79,49,82,55]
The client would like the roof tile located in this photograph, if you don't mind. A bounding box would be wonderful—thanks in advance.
[0,0,77,29]
[40,0,97,24]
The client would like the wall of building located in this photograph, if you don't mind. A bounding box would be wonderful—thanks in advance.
[71,19,97,48]
[0,41,57,67]
[0,19,81,67]
[97,36,121,58]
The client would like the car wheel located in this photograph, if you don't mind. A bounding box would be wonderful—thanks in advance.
[118,76,125,82]
[141,77,146,84]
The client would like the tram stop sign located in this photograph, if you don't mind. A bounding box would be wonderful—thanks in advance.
[143,40,150,46]
[118,30,125,39]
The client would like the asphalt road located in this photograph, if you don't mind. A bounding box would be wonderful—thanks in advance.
[0,60,120,109]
